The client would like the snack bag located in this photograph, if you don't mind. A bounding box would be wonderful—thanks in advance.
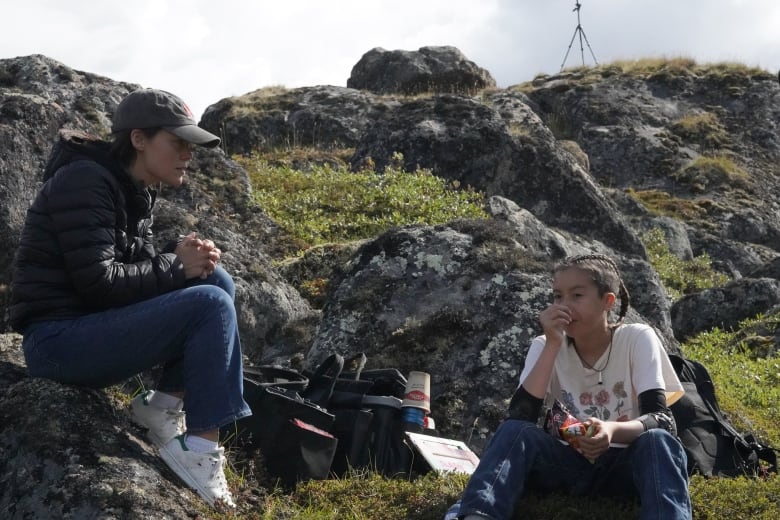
[559,421,596,449]
[543,399,580,440]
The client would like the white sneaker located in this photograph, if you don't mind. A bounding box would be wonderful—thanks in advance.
[160,435,236,509]
[130,390,186,447]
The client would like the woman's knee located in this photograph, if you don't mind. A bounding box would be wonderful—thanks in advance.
[207,266,235,299]
[181,284,236,320]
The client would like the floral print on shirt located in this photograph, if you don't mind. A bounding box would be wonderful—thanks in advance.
[562,380,628,421]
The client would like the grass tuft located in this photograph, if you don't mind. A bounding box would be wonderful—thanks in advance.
[674,155,750,192]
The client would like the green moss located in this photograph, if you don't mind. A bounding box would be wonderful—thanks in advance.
[689,473,780,519]
[217,463,780,518]
[298,277,330,307]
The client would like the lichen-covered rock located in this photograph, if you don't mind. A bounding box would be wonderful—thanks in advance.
[0,334,199,518]
[523,66,780,265]
[348,91,645,258]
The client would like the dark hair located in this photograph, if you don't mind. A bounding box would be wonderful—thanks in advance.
[553,253,630,328]
[109,128,161,166]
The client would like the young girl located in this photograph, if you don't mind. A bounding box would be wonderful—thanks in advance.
[446,254,691,520]
[11,89,251,509]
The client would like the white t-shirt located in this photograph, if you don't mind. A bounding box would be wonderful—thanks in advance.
[519,323,684,423]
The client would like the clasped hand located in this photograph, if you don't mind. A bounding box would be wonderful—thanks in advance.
[575,418,612,461]
[175,232,221,279]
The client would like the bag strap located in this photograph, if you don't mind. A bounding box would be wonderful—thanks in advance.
[743,433,780,474]
[341,352,367,380]
[301,353,345,407]
[244,365,309,391]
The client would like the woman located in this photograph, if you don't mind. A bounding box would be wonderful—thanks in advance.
[10,88,250,509]
[446,254,691,520]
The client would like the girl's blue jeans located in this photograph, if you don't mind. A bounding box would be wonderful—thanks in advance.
[21,266,251,434]
[452,419,692,520]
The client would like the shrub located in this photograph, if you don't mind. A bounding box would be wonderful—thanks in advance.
[641,227,729,300]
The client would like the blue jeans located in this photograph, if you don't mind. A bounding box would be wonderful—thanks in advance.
[453,419,691,520]
[21,266,251,434]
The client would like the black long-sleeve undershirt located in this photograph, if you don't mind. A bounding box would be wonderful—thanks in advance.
[506,386,668,421]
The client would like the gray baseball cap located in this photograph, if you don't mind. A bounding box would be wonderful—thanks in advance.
[111,88,220,148]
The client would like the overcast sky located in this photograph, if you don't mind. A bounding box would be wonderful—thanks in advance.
[3,0,780,119]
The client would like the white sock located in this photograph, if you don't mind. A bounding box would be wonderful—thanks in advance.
[148,390,183,411]
[185,434,219,453]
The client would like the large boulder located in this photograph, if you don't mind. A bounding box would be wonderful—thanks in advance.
[347,46,496,95]
[200,85,391,155]
[349,91,646,258]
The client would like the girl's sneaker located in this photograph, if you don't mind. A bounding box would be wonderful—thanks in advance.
[160,435,235,509]
[130,390,186,447]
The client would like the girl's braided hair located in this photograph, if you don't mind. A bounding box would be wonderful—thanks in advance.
[554,253,631,328]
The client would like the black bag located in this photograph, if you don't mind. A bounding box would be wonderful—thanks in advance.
[221,365,338,487]
[669,353,778,477]
[302,353,415,477]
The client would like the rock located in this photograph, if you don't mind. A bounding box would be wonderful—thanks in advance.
[748,256,780,279]
[200,85,390,155]
[670,278,780,341]
[347,46,496,95]
[349,91,646,257]
[0,334,197,518]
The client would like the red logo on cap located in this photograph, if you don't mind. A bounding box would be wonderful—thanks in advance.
[182,102,194,118]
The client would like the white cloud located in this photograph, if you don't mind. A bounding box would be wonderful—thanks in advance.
[2,0,779,119]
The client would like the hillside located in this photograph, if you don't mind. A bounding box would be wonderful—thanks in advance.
[1,49,780,518]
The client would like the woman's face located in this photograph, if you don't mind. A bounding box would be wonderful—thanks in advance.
[130,129,193,187]
[552,267,614,338]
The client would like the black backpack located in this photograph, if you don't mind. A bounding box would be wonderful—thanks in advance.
[668,353,778,477]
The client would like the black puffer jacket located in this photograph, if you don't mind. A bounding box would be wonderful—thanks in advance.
[10,133,186,332]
